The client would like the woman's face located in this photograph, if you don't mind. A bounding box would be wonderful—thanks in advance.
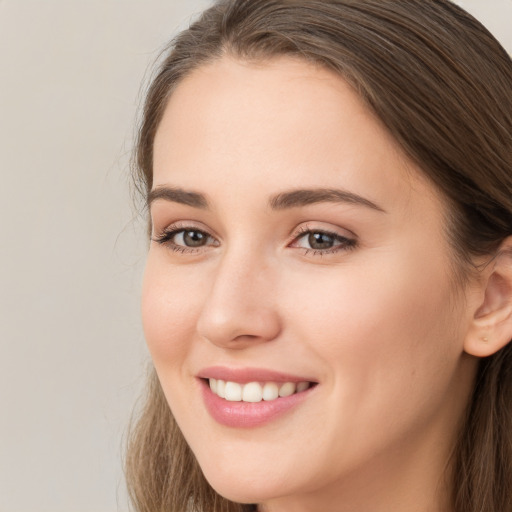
[143,56,477,510]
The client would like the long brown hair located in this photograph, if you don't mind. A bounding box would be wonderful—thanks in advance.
[126,1,512,511]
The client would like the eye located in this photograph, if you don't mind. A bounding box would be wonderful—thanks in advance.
[174,229,210,248]
[291,226,357,255]
[303,232,337,250]
[152,225,218,252]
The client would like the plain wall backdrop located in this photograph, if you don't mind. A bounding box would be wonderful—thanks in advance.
[0,1,510,511]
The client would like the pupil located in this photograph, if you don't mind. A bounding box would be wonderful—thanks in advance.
[184,230,206,247]
[308,232,334,250]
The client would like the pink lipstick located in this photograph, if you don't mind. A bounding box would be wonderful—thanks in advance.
[197,366,317,428]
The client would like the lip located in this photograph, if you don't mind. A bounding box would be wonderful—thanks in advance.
[197,366,317,384]
[197,366,318,428]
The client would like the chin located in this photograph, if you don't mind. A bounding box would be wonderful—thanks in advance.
[205,481,274,506]
[198,460,295,505]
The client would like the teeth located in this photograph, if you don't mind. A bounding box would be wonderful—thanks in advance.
[296,381,309,393]
[224,381,242,401]
[217,379,226,398]
[262,382,279,401]
[243,382,263,403]
[278,382,296,397]
[208,379,311,402]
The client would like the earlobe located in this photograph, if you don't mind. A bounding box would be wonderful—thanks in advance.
[464,238,512,358]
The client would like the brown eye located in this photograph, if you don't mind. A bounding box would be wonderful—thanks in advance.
[153,226,217,252]
[292,228,357,255]
[308,232,335,250]
[181,230,209,247]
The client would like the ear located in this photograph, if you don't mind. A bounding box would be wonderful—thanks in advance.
[464,237,512,357]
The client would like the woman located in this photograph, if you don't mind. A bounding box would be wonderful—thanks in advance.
[126,1,512,511]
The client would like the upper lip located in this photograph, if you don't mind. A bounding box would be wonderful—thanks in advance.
[197,366,317,384]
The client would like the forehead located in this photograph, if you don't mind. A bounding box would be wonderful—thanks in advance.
[152,55,443,219]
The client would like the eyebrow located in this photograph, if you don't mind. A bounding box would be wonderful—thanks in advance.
[269,188,386,212]
[147,186,209,209]
[147,185,385,213]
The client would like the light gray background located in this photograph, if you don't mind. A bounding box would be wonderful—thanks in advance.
[0,1,510,511]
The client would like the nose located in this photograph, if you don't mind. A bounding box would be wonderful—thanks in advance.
[196,251,281,349]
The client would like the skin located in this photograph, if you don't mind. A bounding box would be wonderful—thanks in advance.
[142,56,484,512]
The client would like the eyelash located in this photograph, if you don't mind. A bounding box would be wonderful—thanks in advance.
[292,224,357,256]
[152,223,217,254]
[152,223,357,257]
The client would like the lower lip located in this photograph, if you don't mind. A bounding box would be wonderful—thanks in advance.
[200,379,314,428]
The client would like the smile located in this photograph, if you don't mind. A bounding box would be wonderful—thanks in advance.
[198,368,317,428]
[208,379,312,402]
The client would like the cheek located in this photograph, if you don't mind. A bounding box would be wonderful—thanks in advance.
[283,250,460,412]
[287,254,453,347]
[141,255,202,365]
[269,254,464,472]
